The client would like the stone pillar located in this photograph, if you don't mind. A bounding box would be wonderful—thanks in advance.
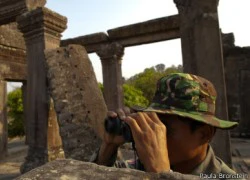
[21,81,28,144]
[0,79,7,160]
[17,7,67,173]
[174,0,232,166]
[97,42,124,111]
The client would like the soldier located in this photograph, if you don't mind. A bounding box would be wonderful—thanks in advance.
[91,73,238,176]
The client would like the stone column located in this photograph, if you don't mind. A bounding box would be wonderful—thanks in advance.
[21,81,28,144]
[17,7,67,173]
[97,42,124,111]
[174,0,232,166]
[0,79,7,160]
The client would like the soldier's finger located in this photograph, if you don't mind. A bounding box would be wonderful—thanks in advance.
[116,108,126,120]
[147,112,163,125]
[124,116,142,134]
[130,112,150,130]
[123,106,131,116]
[107,111,117,118]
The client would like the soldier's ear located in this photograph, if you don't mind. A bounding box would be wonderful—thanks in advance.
[196,125,215,144]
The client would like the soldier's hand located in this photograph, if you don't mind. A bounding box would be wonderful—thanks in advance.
[102,108,131,146]
[96,107,130,165]
[124,112,170,173]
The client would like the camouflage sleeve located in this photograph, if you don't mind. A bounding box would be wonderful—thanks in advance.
[89,148,118,167]
[89,148,133,168]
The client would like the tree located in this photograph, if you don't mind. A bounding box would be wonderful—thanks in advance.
[7,88,25,137]
[98,83,149,108]
[155,63,165,73]
[126,64,183,101]
[123,84,149,107]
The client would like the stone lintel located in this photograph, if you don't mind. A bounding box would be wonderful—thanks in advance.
[0,46,26,81]
[113,29,180,47]
[61,32,109,53]
[0,24,26,50]
[0,0,46,25]
[0,46,26,63]
[0,46,26,80]
[107,15,180,46]
[0,60,27,81]
[61,15,180,52]
[17,7,67,40]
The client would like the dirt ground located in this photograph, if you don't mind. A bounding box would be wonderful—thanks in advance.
[0,137,27,180]
[0,137,249,180]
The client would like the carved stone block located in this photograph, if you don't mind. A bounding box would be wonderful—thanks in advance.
[0,0,46,25]
[45,45,107,161]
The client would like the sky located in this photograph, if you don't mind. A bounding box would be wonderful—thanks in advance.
[7,0,250,91]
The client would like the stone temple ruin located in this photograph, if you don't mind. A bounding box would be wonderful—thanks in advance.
[0,0,250,178]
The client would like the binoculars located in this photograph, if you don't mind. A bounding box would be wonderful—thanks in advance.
[104,117,133,142]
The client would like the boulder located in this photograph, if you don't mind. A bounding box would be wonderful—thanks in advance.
[16,159,200,180]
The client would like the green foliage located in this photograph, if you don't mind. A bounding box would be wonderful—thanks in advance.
[126,64,182,101]
[98,83,104,93]
[98,82,104,93]
[123,84,149,107]
[7,88,25,137]
[98,83,149,108]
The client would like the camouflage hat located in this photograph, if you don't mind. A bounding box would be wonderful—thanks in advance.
[139,73,238,129]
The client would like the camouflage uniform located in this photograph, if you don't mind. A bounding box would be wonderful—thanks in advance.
[91,73,240,177]
[140,73,238,129]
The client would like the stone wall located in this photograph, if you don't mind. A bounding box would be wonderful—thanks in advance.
[0,23,26,81]
[223,33,250,137]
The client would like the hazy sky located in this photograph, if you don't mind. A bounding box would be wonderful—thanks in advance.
[7,0,250,91]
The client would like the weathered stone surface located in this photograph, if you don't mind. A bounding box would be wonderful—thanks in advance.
[0,23,27,81]
[16,159,199,180]
[17,7,67,173]
[0,60,27,81]
[45,45,107,161]
[0,0,46,25]
[174,0,232,166]
[108,15,180,47]
[0,23,25,50]
[17,7,67,43]
[0,48,26,81]
[21,82,28,144]
[47,99,65,161]
[97,42,124,110]
[61,15,180,51]
[223,34,250,137]
[0,80,7,160]
[61,32,110,53]
[222,33,235,49]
